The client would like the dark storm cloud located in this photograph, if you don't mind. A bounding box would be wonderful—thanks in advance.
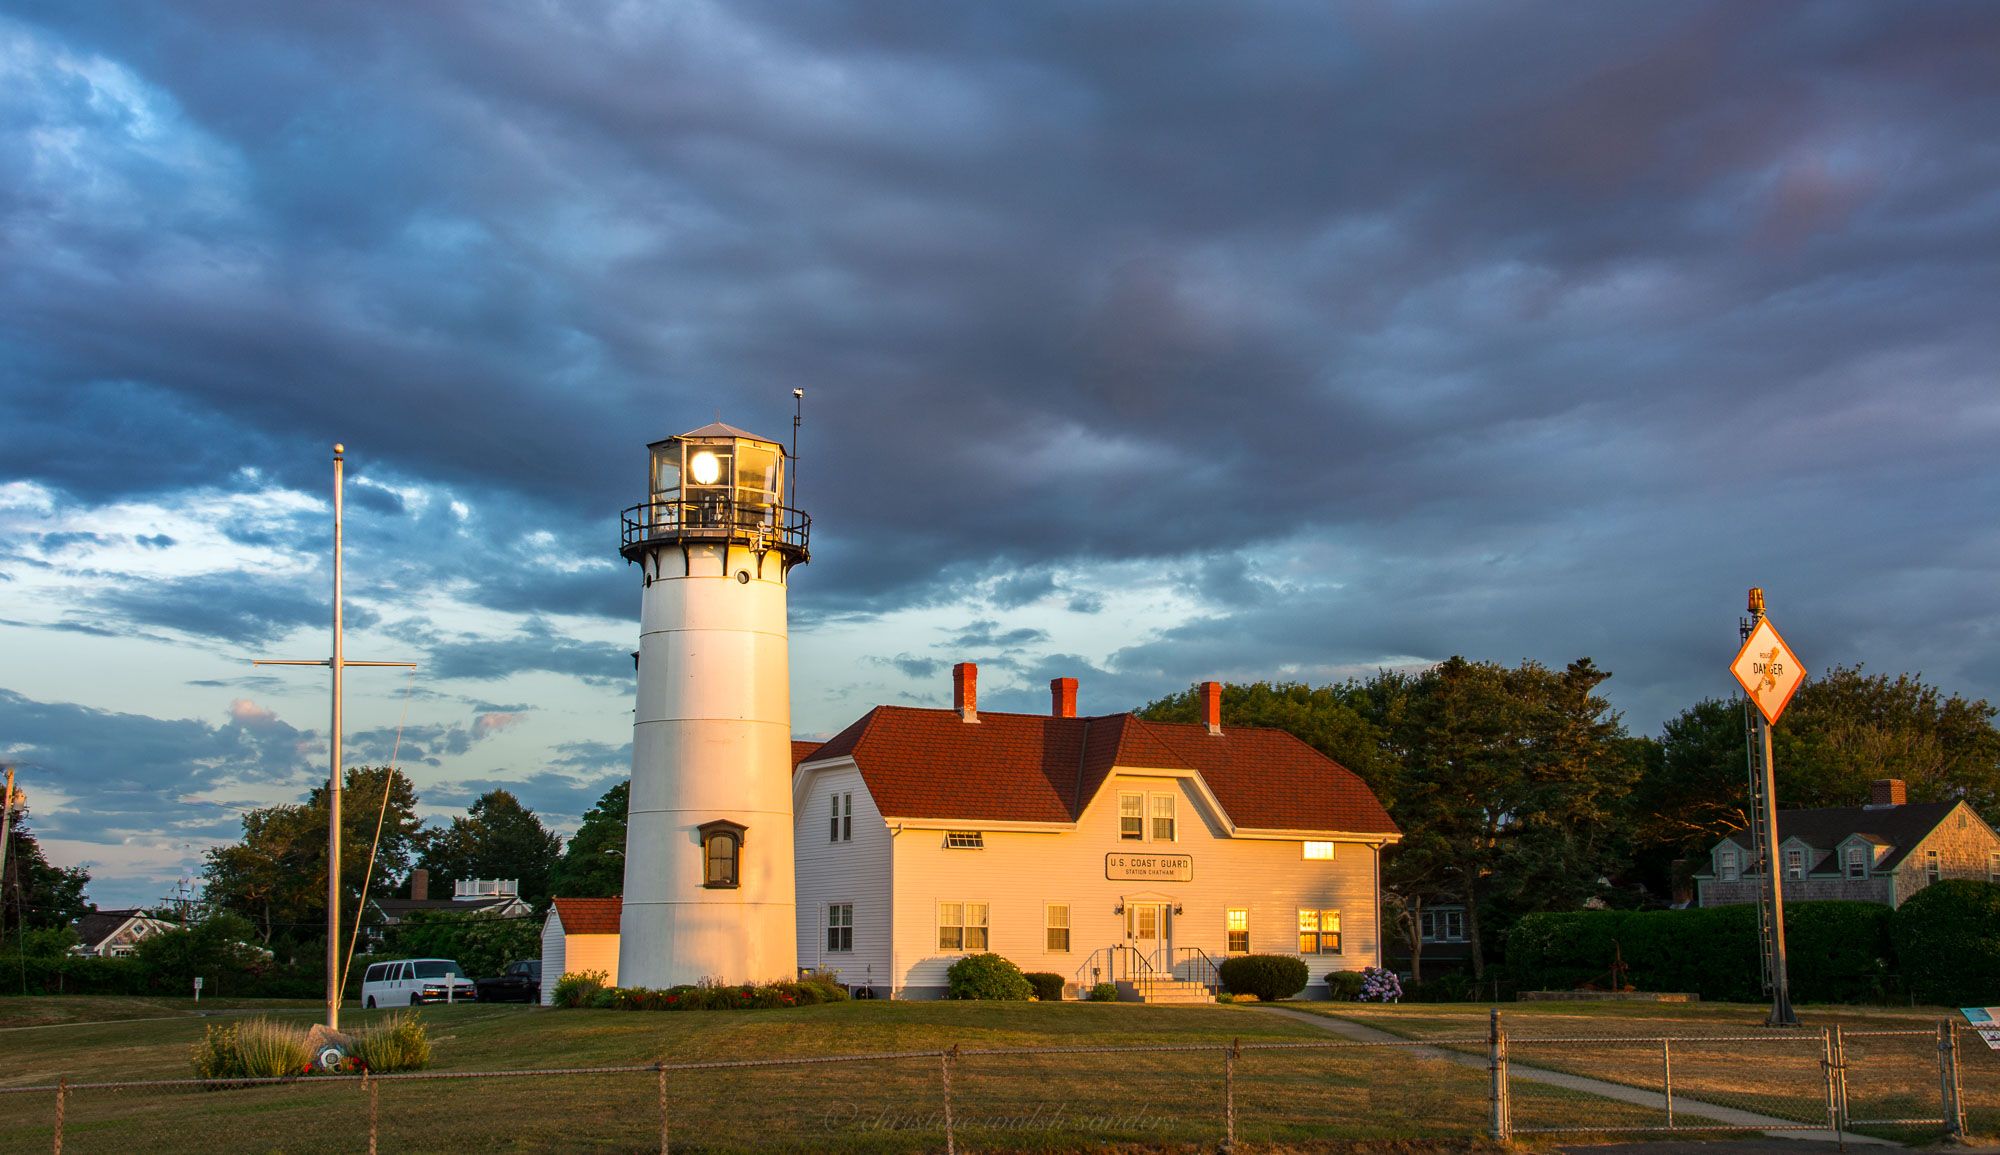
[421,770,626,828]
[0,688,321,848]
[424,619,635,688]
[89,572,380,648]
[1,0,1997,733]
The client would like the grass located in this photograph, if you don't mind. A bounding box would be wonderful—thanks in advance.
[0,996,1500,1153]
[1291,998,2000,1142]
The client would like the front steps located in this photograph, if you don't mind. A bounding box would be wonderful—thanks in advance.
[1116,978,1215,1004]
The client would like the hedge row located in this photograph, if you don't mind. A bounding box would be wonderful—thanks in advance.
[1507,888,1996,1004]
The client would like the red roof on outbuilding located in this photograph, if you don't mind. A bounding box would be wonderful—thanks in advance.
[801,707,1398,837]
[550,897,622,935]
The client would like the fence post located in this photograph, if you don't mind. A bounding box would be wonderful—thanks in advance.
[1661,1037,1674,1130]
[668,1055,684,1143]
[941,1044,958,1155]
[1223,1037,1238,1151]
[1939,1021,1965,1140]
[1819,1027,1841,1149]
[52,1076,66,1155]
[1488,1008,1510,1143]
[366,1070,379,1155]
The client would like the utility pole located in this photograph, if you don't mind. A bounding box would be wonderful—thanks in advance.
[1731,587,1803,1027]
[254,444,414,1031]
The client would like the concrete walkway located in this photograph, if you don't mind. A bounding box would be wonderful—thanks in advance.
[1256,1006,1897,1146]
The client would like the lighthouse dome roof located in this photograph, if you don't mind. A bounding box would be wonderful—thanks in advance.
[649,420,780,447]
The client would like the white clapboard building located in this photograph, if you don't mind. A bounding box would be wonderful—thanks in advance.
[792,665,1401,1001]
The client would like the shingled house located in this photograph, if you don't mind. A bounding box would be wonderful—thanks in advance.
[791,666,1401,1000]
[1694,778,2000,909]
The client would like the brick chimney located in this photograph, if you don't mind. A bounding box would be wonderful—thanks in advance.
[953,662,978,723]
[410,868,430,902]
[1869,778,1906,808]
[1203,681,1223,736]
[1051,677,1078,718]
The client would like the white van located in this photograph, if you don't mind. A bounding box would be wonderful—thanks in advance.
[361,959,477,1008]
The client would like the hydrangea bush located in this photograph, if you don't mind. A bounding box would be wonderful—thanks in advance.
[1358,966,1403,1002]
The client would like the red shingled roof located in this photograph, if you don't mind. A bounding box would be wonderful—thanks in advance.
[550,897,622,935]
[791,740,823,769]
[802,706,1398,837]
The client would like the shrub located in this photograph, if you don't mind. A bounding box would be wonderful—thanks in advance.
[1892,880,2000,1006]
[1358,966,1403,1002]
[1216,992,1257,1004]
[1219,954,1309,1001]
[349,1013,431,1073]
[189,1017,312,1079]
[945,953,1033,1000]
[588,987,621,1009]
[1023,972,1066,1001]
[1090,982,1120,1002]
[1325,970,1365,1001]
[551,969,608,1008]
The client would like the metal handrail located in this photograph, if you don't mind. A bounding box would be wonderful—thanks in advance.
[1176,945,1222,991]
[619,498,811,560]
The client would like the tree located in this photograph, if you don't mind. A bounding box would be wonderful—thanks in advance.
[380,910,541,979]
[2,803,91,933]
[415,790,563,906]
[1138,681,1395,801]
[551,781,627,898]
[202,766,422,952]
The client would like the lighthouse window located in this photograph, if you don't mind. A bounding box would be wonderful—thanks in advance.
[734,442,782,519]
[696,820,746,889]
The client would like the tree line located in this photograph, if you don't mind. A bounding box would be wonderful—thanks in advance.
[1137,661,2000,981]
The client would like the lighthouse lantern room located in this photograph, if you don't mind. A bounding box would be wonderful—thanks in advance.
[616,421,809,988]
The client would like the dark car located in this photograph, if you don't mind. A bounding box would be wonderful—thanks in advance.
[475,959,541,1003]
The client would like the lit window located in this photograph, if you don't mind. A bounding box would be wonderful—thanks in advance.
[697,820,745,889]
[1784,848,1805,880]
[826,904,853,952]
[1421,908,1465,943]
[1926,850,1941,882]
[1045,904,1070,953]
[938,902,988,952]
[1845,847,1866,879]
[1119,793,1143,840]
[1298,909,1341,954]
[1151,793,1176,841]
[943,831,984,849]
[1226,908,1249,954]
[1303,841,1333,860]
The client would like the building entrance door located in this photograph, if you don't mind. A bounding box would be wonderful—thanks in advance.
[1126,902,1173,974]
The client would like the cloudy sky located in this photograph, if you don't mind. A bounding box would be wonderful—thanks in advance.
[3,2,1997,909]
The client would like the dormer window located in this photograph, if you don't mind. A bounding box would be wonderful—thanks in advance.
[1784,847,1805,880]
[1720,848,1740,882]
[1845,847,1866,879]
[697,819,747,889]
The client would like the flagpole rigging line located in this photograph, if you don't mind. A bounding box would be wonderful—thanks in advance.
[337,665,415,1009]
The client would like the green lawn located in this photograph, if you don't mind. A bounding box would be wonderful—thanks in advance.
[0,997,1502,1153]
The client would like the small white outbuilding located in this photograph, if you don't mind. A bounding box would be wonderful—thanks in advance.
[540,897,622,1005]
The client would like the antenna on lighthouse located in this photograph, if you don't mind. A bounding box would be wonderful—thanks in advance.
[791,388,804,509]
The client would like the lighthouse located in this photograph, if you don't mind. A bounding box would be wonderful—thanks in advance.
[616,421,809,987]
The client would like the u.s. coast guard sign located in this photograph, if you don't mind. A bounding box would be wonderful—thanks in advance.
[1105,852,1193,882]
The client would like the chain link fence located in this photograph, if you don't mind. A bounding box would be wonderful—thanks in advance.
[3,1019,1990,1152]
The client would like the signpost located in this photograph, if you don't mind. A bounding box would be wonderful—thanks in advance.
[193,976,203,1004]
[1731,588,1803,1027]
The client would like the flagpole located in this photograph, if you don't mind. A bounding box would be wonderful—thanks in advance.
[328,443,345,1031]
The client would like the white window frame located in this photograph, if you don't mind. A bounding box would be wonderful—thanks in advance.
[1302,841,1334,860]
[1421,907,1466,943]
[826,903,853,953]
[1118,792,1144,840]
[1225,907,1249,954]
[1988,852,1999,884]
[1784,847,1805,880]
[1044,903,1071,954]
[1926,849,1941,882]
[830,792,852,843]
[1845,847,1867,879]
[1150,792,1177,842]
[943,830,984,849]
[1720,848,1740,882]
[1298,908,1341,955]
[938,901,988,953]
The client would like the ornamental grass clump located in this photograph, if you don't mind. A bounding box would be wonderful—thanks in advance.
[189,1017,313,1080]
[349,1013,432,1072]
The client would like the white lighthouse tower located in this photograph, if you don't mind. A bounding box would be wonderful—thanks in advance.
[616,421,809,987]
